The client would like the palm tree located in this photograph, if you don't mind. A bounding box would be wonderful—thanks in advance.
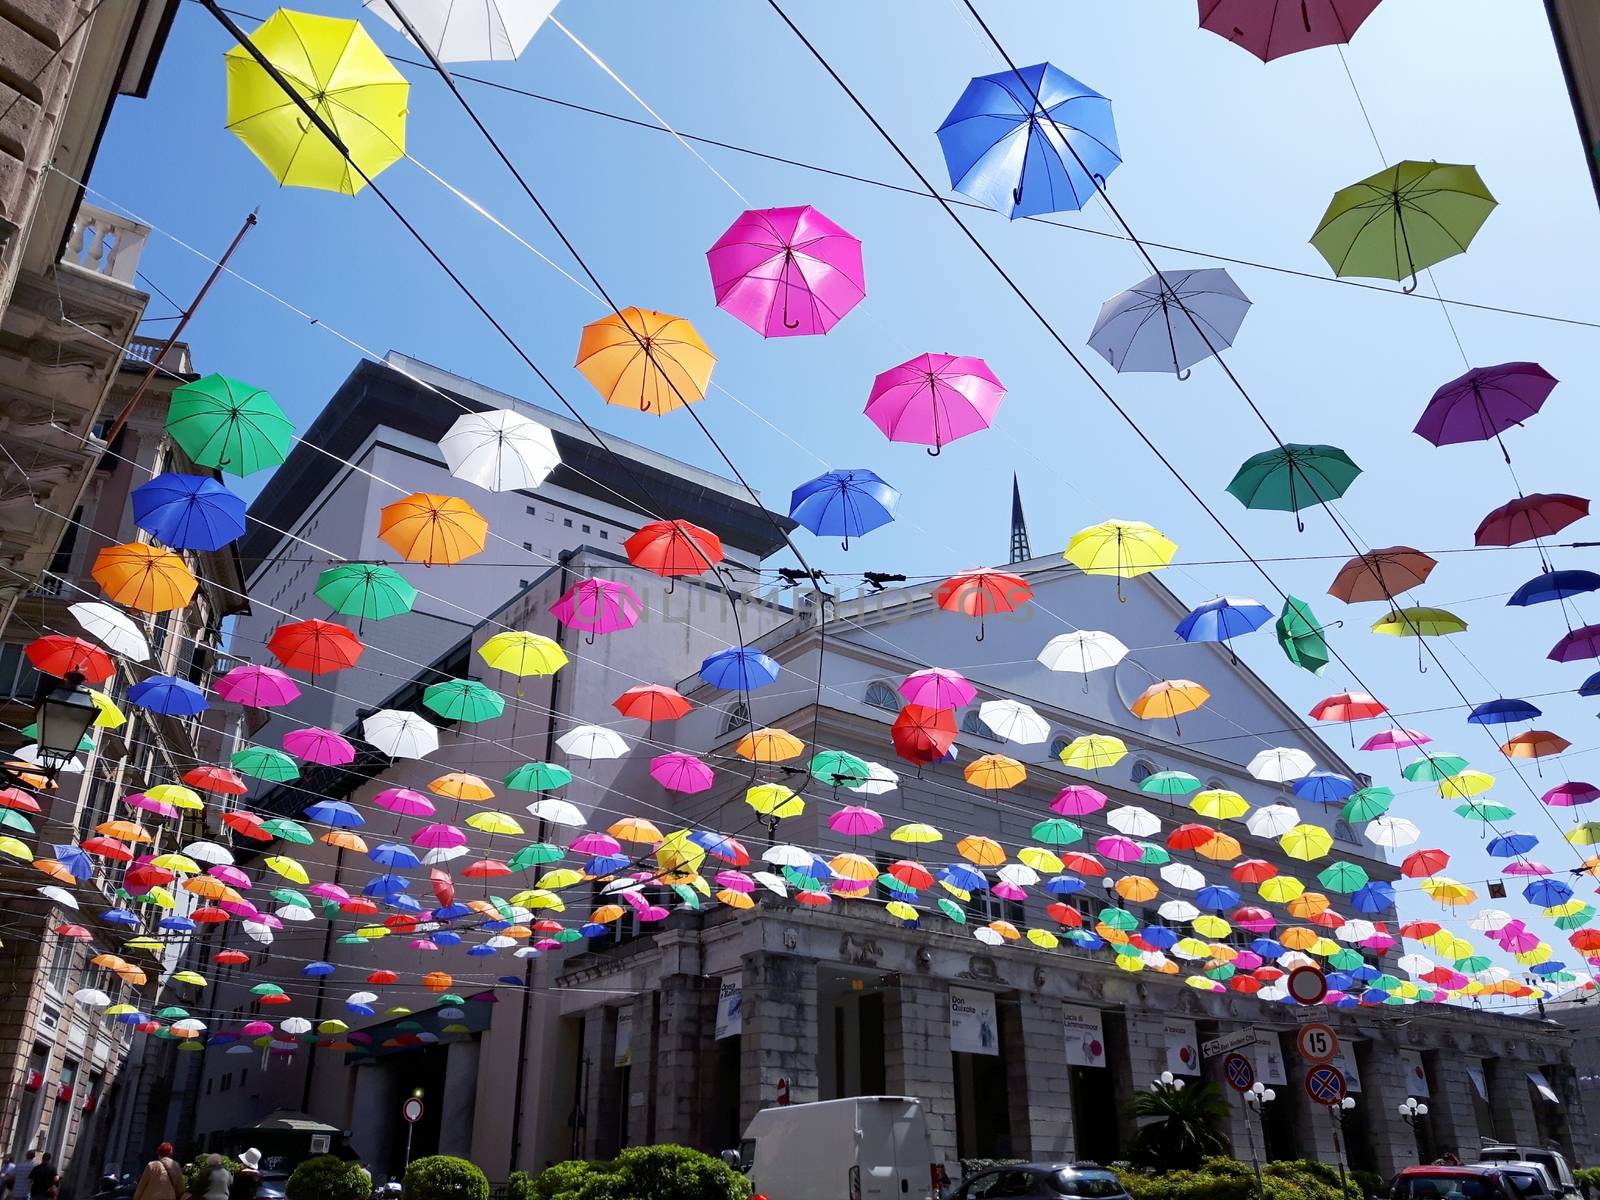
[1127,1080,1233,1169]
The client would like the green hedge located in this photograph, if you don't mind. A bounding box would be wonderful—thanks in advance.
[1114,1156,1382,1200]
[528,1146,749,1200]
[287,1156,370,1200]
[403,1157,489,1200]
[1576,1168,1600,1191]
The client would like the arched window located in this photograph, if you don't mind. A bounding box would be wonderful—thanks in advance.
[1205,778,1225,793]
[960,709,998,740]
[1334,818,1360,845]
[864,680,899,712]
[721,702,750,736]
[1130,759,1156,785]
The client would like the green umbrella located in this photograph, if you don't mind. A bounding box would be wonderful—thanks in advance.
[270,888,309,908]
[316,563,417,624]
[260,817,313,844]
[670,883,702,910]
[0,810,34,835]
[1452,955,1492,974]
[938,897,967,924]
[1327,947,1365,971]
[1226,444,1361,529]
[1454,800,1515,823]
[1553,905,1596,931]
[1137,842,1171,865]
[166,373,294,476]
[1098,906,1137,931]
[1276,595,1332,675]
[879,872,918,896]
[508,843,563,872]
[1317,860,1369,894]
[336,933,366,946]
[1403,752,1467,782]
[504,762,573,792]
[423,678,505,723]
[810,750,870,788]
[553,927,583,943]
[1140,770,1201,796]
[1204,962,1236,982]
[1030,818,1084,846]
[1342,786,1393,823]
[1311,161,1497,290]
[249,983,285,997]
[231,745,300,782]
[156,1006,190,1019]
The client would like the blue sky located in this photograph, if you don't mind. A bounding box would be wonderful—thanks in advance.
[89,0,1600,991]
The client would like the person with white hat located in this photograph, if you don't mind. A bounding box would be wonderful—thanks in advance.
[228,1152,261,1200]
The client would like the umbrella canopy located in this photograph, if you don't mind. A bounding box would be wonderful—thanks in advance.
[1276,595,1332,675]
[735,727,805,764]
[1130,680,1209,733]
[92,543,196,612]
[166,373,293,476]
[1176,596,1270,645]
[269,619,363,674]
[1475,493,1589,546]
[1415,362,1557,458]
[231,745,299,782]
[864,353,1005,454]
[900,668,976,710]
[788,469,899,547]
[1227,444,1360,527]
[1311,160,1497,287]
[936,61,1120,218]
[1468,698,1541,726]
[128,675,207,717]
[706,205,865,337]
[26,634,114,683]
[1088,268,1251,378]
[935,570,1031,640]
[214,664,300,707]
[1037,630,1127,676]
[315,563,416,623]
[650,753,715,795]
[613,685,691,724]
[550,579,641,638]
[68,602,149,662]
[576,308,714,415]
[131,474,246,551]
[226,9,408,194]
[363,0,553,61]
[283,727,355,766]
[423,678,505,723]
[1551,624,1600,663]
[1509,570,1600,608]
[1197,0,1385,61]
[976,699,1050,745]
[438,408,560,492]
[379,493,488,566]
[362,710,439,759]
[1064,520,1176,594]
[700,647,780,691]
[1372,607,1467,638]
[892,705,957,765]
[1248,748,1315,783]
[556,725,628,761]
[624,520,724,578]
[479,630,566,677]
[1329,546,1437,603]
[1058,734,1127,771]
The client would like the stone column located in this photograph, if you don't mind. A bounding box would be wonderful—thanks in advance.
[625,990,659,1149]
[1198,1028,1254,1158]
[438,1041,479,1158]
[739,953,818,1134]
[1424,1053,1482,1157]
[1002,993,1075,1160]
[1355,1042,1417,1177]
[654,973,717,1150]
[885,974,957,1172]
[589,1009,623,1160]
[1487,1058,1541,1144]
[1283,1043,1339,1164]
[1550,1062,1597,1165]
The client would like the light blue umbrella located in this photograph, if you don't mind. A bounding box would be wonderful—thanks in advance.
[1088,269,1251,379]
[788,469,900,549]
[1175,595,1271,654]
[700,647,780,691]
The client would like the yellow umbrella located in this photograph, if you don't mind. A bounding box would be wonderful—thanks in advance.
[264,855,308,884]
[1116,875,1159,903]
[1307,937,1342,958]
[745,784,804,820]
[963,754,1026,792]
[479,630,567,676]
[1516,944,1553,966]
[1543,900,1586,921]
[939,880,972,902]
[88,689,125,729]
[171,971,208,987]
[0,837,29,861]
[465,811,522,836]
[1058,734,1127,771]
[354,925,388,940]
[92,543,196,613]
[379,493,488,566]
[1017,847,1064,873]
[1191,914,1231,939]
[656,829,706,876]
[1130,680,1210,734]
[609,817,662,844]
[1279,823,1333,862]
[885,900,919,922]
[510,889,565,911]
[429,772,495,802]
[1371,606,1468,638]
[536,868,584,890]
[144,785,204,811]
[735,727,805,763]
[1172,937,1212,960]
[955,835,1005,867]
[1258,875,1305,903]
[224,9,408,194]
[576,308,715,415]
[1064,519,1177,587]
[718,888,754,910]
[1419,876,1477,907]
[150,853,200,875]
[1438,769,1494,800]
[1027,928,1059,949]
[145,886,175,910]
[1117,955,1147,974]
[891,822,942,845]
[1567,823,1600,847]
[1190,789,1249,821]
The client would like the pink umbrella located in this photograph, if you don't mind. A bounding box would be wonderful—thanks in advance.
[1544,781,1599,807]
[706,205,865,338]
[715,870,754,892]
[410,939,439,951]
[413,824,467,850]
[241,1021,273,1036]
[991,881,1027,901]
[1359,728,1431,752]
[864,353,1005,455]
[214,665,301,708]
[569,832,620,857]
[1051,785,1107,816]
[208,864,251,889]
[649,752,714,795]
[1095,835,1142,862]
[828,805,884,836]
[375,788,436,818]
[832,879,872,896]
[1503,861,1551,876]
[219,899,260,919]
[898,667,975,710]
[1494,921,1540,954]
[252,914,284,931]
[283,726,356,766]
[637,904,670,922]
[124,793,179,819]
[1362,932,1397,954]
[1233,950,1264,971]
[622,890,652,912]
[550,579,641,643]
[308,882,350,902]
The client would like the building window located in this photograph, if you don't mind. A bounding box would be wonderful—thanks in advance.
[545,511,554,522]
[721,702,749,736]
[0,642,41,700]
[1130,759,1155,785]
[1334,818,1359,844]
[526,505,536,516]
[240,1068,248,1086]
[960,709,999,740]
[1205,778,1224,792]
[600,530,609,540]
[205,1079,213,1095]
[47,939,76,992]
[864,681,899,711]
[976,891,1025,928]
[220,1073,231,1092]
[563,518,573,528]
[1048,733,1073,759]
[582,524,590,534]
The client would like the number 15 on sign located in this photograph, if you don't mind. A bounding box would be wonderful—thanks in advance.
[1296,1023,1338,1063]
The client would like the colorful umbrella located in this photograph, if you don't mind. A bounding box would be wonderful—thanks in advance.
[437,408,560,492]
[1051,785,1107,815]
[964,754,1026,792]
[1544,782,1598,808]
[1058,735,1127,772]
[935,569,1031,640]
[649,753,714,795]
[1130,680,1209,735]
[1088,268,1250,379]
[214,664,301,707]
[1549,624,1600,664]
[1037,631,1127,683]
[379,493,488,566]
[1475,493,1588,547]
[128,675,207,717]
[976,699,1049,745]
[1176,596,1270,653]
[735,727,805,764]
[550,579,641,642]
[423,678,505,723]
[892,705,957,765]
[1508,570,1600,608]
[936,62,1120,218]
[612,685,691,725]
[1247,748,1314,783]
[231,746,299,782]
[706,205,865,337]
[131,474,246,551]
[1415,362,1557,460]
[700,647,780,691]
[624,520,724,579]
[1226,444,1360,529]
[166,373,293,475]
[26,635,114,684]
[1311,161,1497,289]
[1064,520,1176,599]
[282,727,355,766]
[226,9,407,193]
[269,619,363,674]
[899,667,975,710]
[1372,607,1467,638]
[315,563,416,624]
[864,353,1005,455]
[363,0,553,62]
[788,469,899,548]
[1275,595,1332,675]
[555,725,627,761]
[576,308,714,415]
[92,543,196,612]
[1329,546,1436,603]
[1197,0,1385,61]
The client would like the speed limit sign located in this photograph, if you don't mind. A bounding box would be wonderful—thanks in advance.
[1296,1023,1339,1064]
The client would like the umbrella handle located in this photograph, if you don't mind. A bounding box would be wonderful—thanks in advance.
[975,622,986,643]
[1176,367,1192,382]
[584,630,596,646]
[926,443,941,457]
[1013,185,1024,206]
[1403,274,1419,294]
[841,537,850,552]
[784,315,800,330]
[1092,173,1107,190]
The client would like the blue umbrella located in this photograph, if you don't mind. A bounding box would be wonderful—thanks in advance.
[1044,875,1086,895]
[1175,595,1271,648]
[1486,831,1539,858]
[1523,878,1573,906]
[386,893,423,913]
[363,874,409,897]
[941,862,988,892]
[1140,925,1179,950]
[1348,965,1382,983]
[579,922,607,939]
[466,944,497,958]
[52,844,92,880]
[699,646,780,691]
[1072,931,1106,951]
[131,473,247,551]
[302,961,335,977]
[433,930,462,946]
[1468,698,1542,725]
[936,62,1120,218]
[128,674,207,716]
[1196,884,1240,911]
[433,902,471,921]
[1531,961,1569,975]
[160,916,197,933]
[1580,671,1600,698]
[1324,971,1355,991]
[1350,881,1396,913]
[1292,770,1356,803]
[370,843,420,869]
[1508,569,1600,607]
[1250,937,1283,958]
[306,800,364,829]
[1330,993,1360,1009]
[586,853,630,875]
[788,469,900,548]
[346,998,377,1015]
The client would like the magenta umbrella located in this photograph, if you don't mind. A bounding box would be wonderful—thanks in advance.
[1051,785,1107,816]
[208,864,251,888]
[715,869,754,893]
[1198,0,1383,62]
[124,793,179,819]
[219,899,261,919]
[214,664,301,708]
[992,881,1027,901]
[374,788,436,818]
[308,882,350,902]
[1550,624,1600,663]
[899,667,976,710]
[1359,728,1430,751]
[1503,861,1551,877]
[1542,781,1598,807]
[569,832,620,857]
[1095,834,1143,862]
[864,353,1005,455]
[707,205,865,338]
[649,752,714,795]
[413,823,466,849]
[828,805,884,836]
[1413,362,1557,462]
[550,579,642,643]
[283,726,356,766]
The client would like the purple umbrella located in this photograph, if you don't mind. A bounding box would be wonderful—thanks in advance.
[899,667,976,710]
[1413,362,1556,462]
[649,752,715,795]
[1549,624,1600,663]
[282,726,356,766]
[706,206,865,338]
[214,665,301,708]
[864,353,1005,455]
[1543,781,1599,807]
[374,788,436,818]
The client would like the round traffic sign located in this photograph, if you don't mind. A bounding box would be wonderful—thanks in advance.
[1296,1022,1339,1064]
[1304,1064,1347,1107]
[1223,1053,1256,1093]
[402,1097,424,1124]
[1287,965,1328,1005]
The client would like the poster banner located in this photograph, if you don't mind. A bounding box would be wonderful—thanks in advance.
[1253,1035,1287,1086]
[1164,1019,1199,1076]
[1467,1064,1487,1100]
[1330,1042,1362,1092]
[1063,1005,1106,1068]
[950,986,1000,1056]
[714,979,742,1041]
[613,1007,632,1066]
[1397,1049,1428,1097]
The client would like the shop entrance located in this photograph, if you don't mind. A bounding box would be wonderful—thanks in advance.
[818,967,889,1099]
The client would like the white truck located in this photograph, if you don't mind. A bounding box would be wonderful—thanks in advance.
[727,1096,941,1200]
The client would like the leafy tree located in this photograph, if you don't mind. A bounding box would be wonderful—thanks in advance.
[1126,1081,1232,1170]
[286,1156,369,1200]
[402,1157,488,1200]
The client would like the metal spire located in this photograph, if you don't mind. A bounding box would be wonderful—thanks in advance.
[1009,473,1031,564]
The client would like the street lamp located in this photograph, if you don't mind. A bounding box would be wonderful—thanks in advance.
[1243,1082,1275,1199]
[1155,1070,1185,1092]
[34,671,97,773]
[1330,1096,1357,1198]
[1399,1097,1429,1162]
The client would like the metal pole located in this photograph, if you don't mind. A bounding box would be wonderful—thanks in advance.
[1332,1113,1350,1200]
[405,1122,414,1169]
[1245,1101,1265,1200]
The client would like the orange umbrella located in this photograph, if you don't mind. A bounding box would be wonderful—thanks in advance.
[956,835,1005,867]
[92,543,196,612]
[32,860,75,883]
[964,754,1026,792]
[320,831,368,852]
[379,493,488,566]
[734,727,805,763]
[1130,679,1210,735]
[1194,832,1242,862]
[1328,546,1437,603]
[1502,730,1570,760]
[1115,875,1160,903]
[1287,892,1331,919]
[96,820,152,844]
[576,308,715,415]
[429,772,495,802]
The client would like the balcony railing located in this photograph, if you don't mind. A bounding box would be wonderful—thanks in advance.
[62,203,150,285]
[124,336,191,374]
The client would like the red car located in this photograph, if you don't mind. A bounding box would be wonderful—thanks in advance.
[1390,1166,1530,1200]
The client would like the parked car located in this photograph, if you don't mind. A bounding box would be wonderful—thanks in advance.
[1478,1146,1581,1200]
[949,1164,1131,1200]
[1473,1163,1559,1200]
[726,1096,940,1200]
[1390,1165,1528,1200]
[252,1172,289,1200]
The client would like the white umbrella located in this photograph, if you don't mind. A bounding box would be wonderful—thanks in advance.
[996,863,1039,887]
[513,947,539,959]
[171,1018,207,1033]
[1335,919,1377,943]
[182,841,233,865]
[14,745,81,773]
[1037,631,1127,677]
[526,798,584,827]
[485,935,516,949]
[1469,908,1513,932]
[69,601,151,662]
[362,709,439,759]
[851,762,899,796]
[600,878,643,896]
[242,920,275,945]
[977,699,1049,745]
[1107,805,1160,837]
[365,0,556,62]
[1160,863,1205,891]
[972,927,1003,946]
[38,885,78,910]
[1245,803,1300,838]
[1158,899,1200,922]
[1277,950,1316,971]
[276,904,315,922]
[346,991,379,1005]
[1364,815,1420,848]
[422,845,468,865]
[438,408,561,492]
[1256,984,1288,1003]
[1247,747,1315,782]
[72,987,110,1008]
[1397,953,1436,977]
[281,1017,313,1034]
[753,870,788,897]
[762,844,813,869]
[556,725,627,761]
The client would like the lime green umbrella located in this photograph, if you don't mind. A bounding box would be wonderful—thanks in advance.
[1454,800,1515,823]
[1317,860,1369,894]
[1140,770,1202,796]
[1031,818,1084,845]
[552,927,584,943]
[1276,595,1332,675]
[1403,753,1468,782]
[811,750,870,787]
[1311,161,1497,290]
[260,817,312,844]
[1226,444,1361,529]
[316,563,417,624]
[938,897,966,924]
[166,374,294,476]
[423,678,505,723]
[504,762,573,791]
[250,983,285,997]
[232,745,300,782]
[508,843,563,871]
[1343,786,1393,823]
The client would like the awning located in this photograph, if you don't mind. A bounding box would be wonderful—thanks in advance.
[1530,1070,1561,1104]
[1467,1064,1488,1100]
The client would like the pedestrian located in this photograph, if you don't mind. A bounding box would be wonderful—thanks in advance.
[227,1150,260,1200]
[27,1155,55,1200]
[7,1152,36,1200]
[132,1144,185,1200]
[2,1156,18,1200]
[199,1156,230,1200]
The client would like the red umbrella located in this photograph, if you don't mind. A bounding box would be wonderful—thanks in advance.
[1327,546,1436,603]
[183,766,247,795]
[430,869,455,909]
[1046,902,1084,927]
[891,704,956,764]
[367,969,399,985]
[612,684,692,723]
[1399,920,1441,939]
[82,836,133,861]
[1309,691,1387,722]
[221,810,272,842]
[1400,848,1449,878]
[1231,859,1277,884]
[1167,824,1217,851]
[0,788,41,813]
[935,568,1032,641]
[1475,493,1589,546]
[54,924,92,940]
[214,949,250,966]
[26,635,114,683]
[125,862,174,889]
[624,519,724,578]
[268,619,364,674]
[1059,851,1105,877]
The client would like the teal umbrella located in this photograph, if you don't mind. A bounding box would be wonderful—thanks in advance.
[1030,818,1084,846]
[231,745,299,782]
[1276,595,1334,675]
[508,843,563,871]
[316,563,417,626]
[260,817,313,844]
[1403,753,1467,782]
[504,762,573,792]
[165,374,294,476]
[1226,444,1361,530]
[810,750,870,788]
[1140,770,1201,796]
[1342,787,1393,823]
[423,678,505,723]
[1317,861,1369,894]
